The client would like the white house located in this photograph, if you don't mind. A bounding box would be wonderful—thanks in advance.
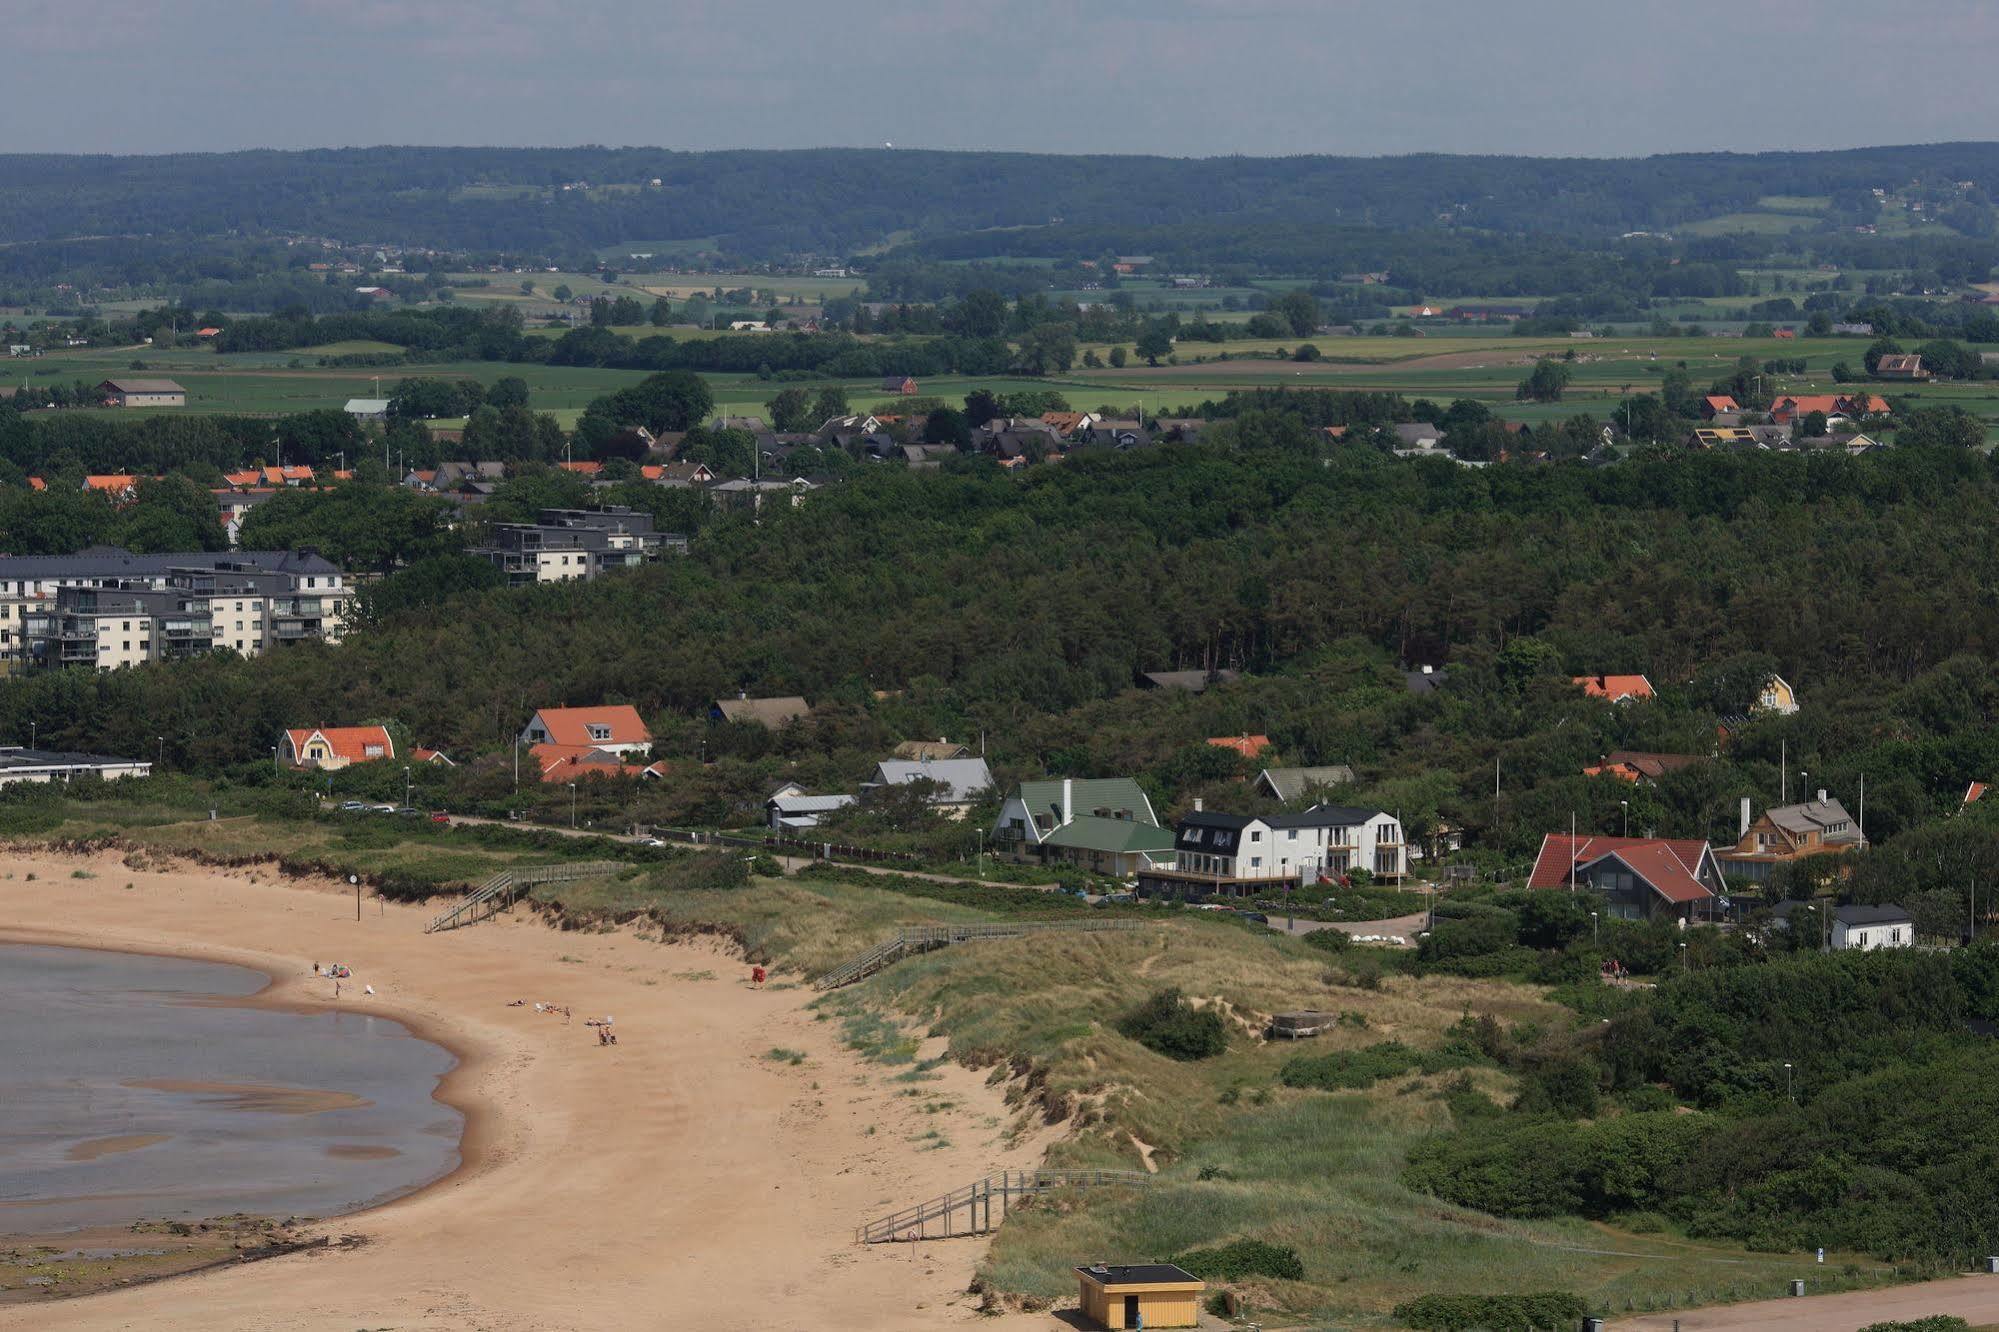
[992,777,1158,855]
[1168,803,1407,885]
[863,757,994,818]
[1832,903,1913,951]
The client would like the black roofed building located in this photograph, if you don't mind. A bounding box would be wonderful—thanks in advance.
[1137,801,1407,897]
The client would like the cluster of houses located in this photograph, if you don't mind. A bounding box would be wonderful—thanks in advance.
[1689,391,1894,453]
[469,506,686,586]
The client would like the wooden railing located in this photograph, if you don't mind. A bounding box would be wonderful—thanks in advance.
[858,1169,1151,1243]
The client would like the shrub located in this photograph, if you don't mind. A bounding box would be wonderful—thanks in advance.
[1859,1319,1971,1332]
[1281,1041,1475,1091]
[1304,927,1352,954]
[1172,1238,1304,1282]
[1116,988,1228,1061]
[1392,1291,1589,1331]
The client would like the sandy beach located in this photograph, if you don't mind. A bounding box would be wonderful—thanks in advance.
[0,847,1058,1331]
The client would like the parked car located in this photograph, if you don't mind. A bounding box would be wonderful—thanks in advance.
[428,812,450,824]
[370,803,397,813]
[338,800,370,812]
[637,837,666,847]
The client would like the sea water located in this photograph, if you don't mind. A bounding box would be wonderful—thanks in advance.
[0,942,462,1232]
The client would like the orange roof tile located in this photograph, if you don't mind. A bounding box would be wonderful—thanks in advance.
[284,726,395,764]
[1573,674,1655,702]
[528,705,649,748]
[1207,734,1272,759]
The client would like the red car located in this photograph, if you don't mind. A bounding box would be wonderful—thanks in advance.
[428,811,451,825]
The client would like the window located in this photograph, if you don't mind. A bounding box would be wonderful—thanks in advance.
[587,724,612,741]
[1249,830,1262,843]
[1286,829,1297,840]
[1250,856,1262,869]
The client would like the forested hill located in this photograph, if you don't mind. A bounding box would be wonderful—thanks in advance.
[6,142,1999,260]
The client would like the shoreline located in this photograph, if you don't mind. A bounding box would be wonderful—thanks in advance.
[0,845,1059,1330]
[0,928,489,1240]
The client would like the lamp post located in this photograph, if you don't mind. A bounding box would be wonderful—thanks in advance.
[29,720,36,749]
[1620,799,1629,837]
[1591,910,1599,947]
[568,781,578,828]
[976,827,985,878]
[156,735,164,767]
[1679,940,1689,973]
[271,745,279,776]
[403,765,412,812]
[1784,1061,1794,1102]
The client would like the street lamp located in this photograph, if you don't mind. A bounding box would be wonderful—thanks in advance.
[1620,799,1629,837]
[568,781,578,828]
[1679,940,1689,973]
[1591,910,1599,946]
[403,765,412,812]
[1783,1061,1794,1102]
[271,745,279,775]
[156,735,164,767]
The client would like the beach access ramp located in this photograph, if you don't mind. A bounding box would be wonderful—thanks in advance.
[424,861,627,933]
[812,919,1147,990]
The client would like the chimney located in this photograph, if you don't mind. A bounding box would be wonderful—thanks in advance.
[1421,664,1433,675]
[1817,788,1828,805]
[1739,796,1752,838]
[1061,778,1073,825]
[738,689,747,700]
[1193,797,1203,813]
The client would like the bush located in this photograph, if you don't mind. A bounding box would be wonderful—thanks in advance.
[1280,1040,1475,1091]
[1304,927,1352,954]
[1173,1238,1304,1282]
[1116,987,1228,1061]
[1392,1291,1589,1331]
[1859,1319,1971,1332]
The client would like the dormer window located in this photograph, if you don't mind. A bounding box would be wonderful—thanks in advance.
[587,724,612,741]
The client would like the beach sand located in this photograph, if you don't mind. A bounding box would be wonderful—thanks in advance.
[0,847,1062,1330]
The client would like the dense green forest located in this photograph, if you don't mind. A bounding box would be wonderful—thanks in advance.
[5,143,1999,265]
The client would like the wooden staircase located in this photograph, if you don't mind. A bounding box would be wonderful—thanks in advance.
[858,1168,1151,1243]
[423,860,628,933]
[813,919,1147,990]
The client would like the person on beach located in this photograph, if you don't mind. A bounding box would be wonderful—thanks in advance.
[751,965,767,988]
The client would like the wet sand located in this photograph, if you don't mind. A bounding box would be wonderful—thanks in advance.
[61,1137,170,1164]
[121,1080,373,1116]
[0,846,1059,1330]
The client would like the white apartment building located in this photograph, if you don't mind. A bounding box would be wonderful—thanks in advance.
[1162,803,1408,888]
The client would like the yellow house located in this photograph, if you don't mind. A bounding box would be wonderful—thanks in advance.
[1755,674,1799,716]
[1076,1264,1204,1329]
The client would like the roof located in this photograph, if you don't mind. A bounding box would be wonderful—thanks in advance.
[1765,798,1860,840]
[528,705,650,748]
[1586,751,1703,782]
[714,696,811,728]
[285,726,394,763]
[1528,833,1716,904]
[1207,734,1272,760]
[1835,902,1911,927]
[1141,669,1240,692]
[98,378,185,394]
[768,793,857,814]
[528,743,657,782]
[82,475,143,493]
[344,398,390,413]
[1404,667,1447,694]
[1015,777,1157,829]
[1076,1264,1200,1288]
[1967,782,1988,806]
[1041,814,1176,854]
[894,739,970,762]
[1257,766,1356,801]
[1876,354,1924,373]
[869,758,993,804]
[1703,395,1740,411]
[1573,673,1655,702]
[0,549,340,580]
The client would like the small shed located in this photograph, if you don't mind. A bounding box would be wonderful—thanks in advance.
[1076,1263,1204,1329]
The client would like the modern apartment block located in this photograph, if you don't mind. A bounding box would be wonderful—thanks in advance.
[470,507,684,586]
[0,549,349,673]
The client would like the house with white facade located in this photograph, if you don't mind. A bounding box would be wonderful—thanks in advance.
[1137,802,1407,897]
[862,757,993,818]
[990,776,1174,877]
[1832,903,1913,951]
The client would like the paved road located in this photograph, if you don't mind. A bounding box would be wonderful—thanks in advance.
[1615,1272,1999,1331]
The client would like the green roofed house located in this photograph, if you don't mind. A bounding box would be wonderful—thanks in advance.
[992,777,1172,877]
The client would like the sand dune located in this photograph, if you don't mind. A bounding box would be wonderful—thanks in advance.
[0,848,1060,1331]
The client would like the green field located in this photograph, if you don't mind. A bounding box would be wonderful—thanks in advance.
[14,327,1999,439]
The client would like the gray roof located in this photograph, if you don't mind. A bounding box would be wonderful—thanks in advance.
[1257,766,1357,802]
[868,758,994,804]
[715,696,811,728]
[1835,902,1910,927]
[767,793,855,814]
[1392,422,1442,445]
[0,548,341,579]
[1142,669,1240,692]
[100,378,185,394]
[1767,798,1860,840]
[1180,804,1385,833]
[0,745,151,775]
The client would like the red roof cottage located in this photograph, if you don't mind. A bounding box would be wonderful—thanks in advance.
[518,705,651,756]
[284,725,395,770]
[1528,833,1725,922]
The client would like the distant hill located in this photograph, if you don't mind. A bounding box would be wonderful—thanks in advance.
[2,143,1997,263]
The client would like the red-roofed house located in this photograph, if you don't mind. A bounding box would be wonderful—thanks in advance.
[1528,833,1724,922]
[1966,781,1988,807]
[283,725,395,770]
[1768,393,1891,426]
[412,747,455,766]
[557,461,604,477]
[1207,734,1273,761]
[26,477,45,492]
[1700,395,1739,420]
[527,743,668,783]
[1573,674,1656,703]
[1875,354,1929,381]
[82,475,144,502]
[519,705,650,757]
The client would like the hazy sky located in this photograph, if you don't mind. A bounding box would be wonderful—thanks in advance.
[19,0,1999,159]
